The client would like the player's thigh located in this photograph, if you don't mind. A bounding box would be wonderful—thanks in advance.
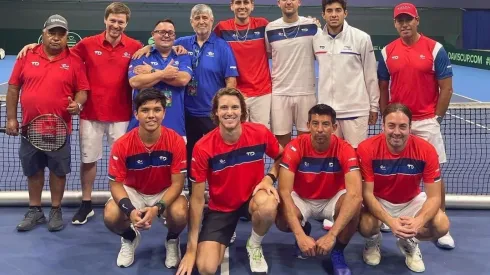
[397,192,427,218]
[143,188,188,223]
[338,116,369,148]
[294,94,317,133]
[288,191,315,225]
[19,138,46,177]
[198,208,240,247]
[359,206,382,236]
[103,198,127,225]
[79,119,105,163]
[248,94,272,128]
[45,139,72,177]
[411,117,447,164]
[271,95,293,135]
[321,189,347,222]
[107,121,130,146]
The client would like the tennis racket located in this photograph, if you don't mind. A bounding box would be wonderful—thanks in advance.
[0,114,69,152]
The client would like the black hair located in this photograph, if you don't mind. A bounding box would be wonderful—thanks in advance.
[154,18,175,28]
[308,104,337,124]
[134,88,167,112]
[322,0,347,13]
[382,103,412,124]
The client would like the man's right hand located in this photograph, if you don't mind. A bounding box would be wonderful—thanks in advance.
[17,43,37,59]
[6,119,19,136]
[161,60,178,80]
[129,209,146,228]
[176,251,196,275]
[296,234,317,257]
[389,217,417,239]
[132,45,152,59]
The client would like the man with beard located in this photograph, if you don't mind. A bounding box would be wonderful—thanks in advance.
[177,87,282,275]
[377,2,455,249]
[213,0,272,127]
[357,103,450,273]
[127,19,193,142]
[275,104,362,275]
[7,14,89,232]
[17,2,145,225]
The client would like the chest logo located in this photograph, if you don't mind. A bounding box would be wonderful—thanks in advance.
[31,61,40,66]
[94,51,102,56]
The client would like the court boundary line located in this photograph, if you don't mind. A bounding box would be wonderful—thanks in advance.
[453,92,481,103]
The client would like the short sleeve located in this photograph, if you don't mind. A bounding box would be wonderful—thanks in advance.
[128,57,146,80]
[339,142,360,174]
[221,42,239,78]
[264,128,281,160]
[8,56,26,86]
[108,142,127,183]
[170,135,187,174]
[377,47,390,81]
[189,143,209,183]
[422,143,442,184]
[357,142,375,182]
[279,138,301,173]
[434,46,453,80]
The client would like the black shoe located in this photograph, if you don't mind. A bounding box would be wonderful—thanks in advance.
[72,205,95,225]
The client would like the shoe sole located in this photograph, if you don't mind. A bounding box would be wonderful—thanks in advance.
[48,223,65,232]
[17,216,47,232]
[435,242,455,250]
[396,240,425,273]
[72,210,95,225]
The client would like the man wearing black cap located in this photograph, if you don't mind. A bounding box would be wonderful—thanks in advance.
[376,2,455,250]
[6,14,89,232]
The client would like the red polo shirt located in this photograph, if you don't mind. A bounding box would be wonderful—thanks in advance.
[8,45,90,133]
[71,32,143,122]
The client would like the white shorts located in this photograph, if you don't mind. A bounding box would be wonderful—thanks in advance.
[108,185,187,214]
[291,189,347,225]
[334,116,369,148]
[79,119,129,163]
[245,93,271,128]
[378,192,427,218]
[411,117,446,164]
[271,94,317,135]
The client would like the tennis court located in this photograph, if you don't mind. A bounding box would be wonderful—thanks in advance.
[0,52,489,275]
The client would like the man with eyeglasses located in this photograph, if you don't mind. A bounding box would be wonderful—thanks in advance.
[128,19,193,142]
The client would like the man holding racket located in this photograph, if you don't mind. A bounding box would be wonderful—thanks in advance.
[104,88,188,269]
[6,15,89,232]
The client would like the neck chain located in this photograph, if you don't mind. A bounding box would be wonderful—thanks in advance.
[234,21,251,42]
[283,24,300,39]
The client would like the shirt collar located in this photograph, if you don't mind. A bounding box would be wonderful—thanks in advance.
[98,31,126,47]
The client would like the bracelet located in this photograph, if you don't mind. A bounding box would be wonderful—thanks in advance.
[266,173,277,183]
[154,200,166,217]
[118,198,136,218]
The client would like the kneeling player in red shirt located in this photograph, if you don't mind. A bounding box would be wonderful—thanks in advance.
[177,87,283,275]
[276,104,363,275]
[104,88,188,269]
[357,103,450,273]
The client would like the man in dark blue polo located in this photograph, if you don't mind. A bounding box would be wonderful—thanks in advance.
[128,19,192,140]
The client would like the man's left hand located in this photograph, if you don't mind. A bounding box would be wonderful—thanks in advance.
[315,232,336,255]
[252,177,280,203]
[67,97,80,115]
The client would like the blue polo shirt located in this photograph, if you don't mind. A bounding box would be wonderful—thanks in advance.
[175,33,239,117]
[127,48,193,136]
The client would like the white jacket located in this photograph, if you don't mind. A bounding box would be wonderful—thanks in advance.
[313,21,379,118]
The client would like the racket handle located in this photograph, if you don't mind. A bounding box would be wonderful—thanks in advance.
[0,128,6,133]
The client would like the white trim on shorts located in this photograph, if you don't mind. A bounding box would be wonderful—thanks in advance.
[291,189,346,226]
[79,119,129,163]
[377,192,427,218]
[411,117,447,164]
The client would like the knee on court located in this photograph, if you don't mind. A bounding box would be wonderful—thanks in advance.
[196,253,220,275]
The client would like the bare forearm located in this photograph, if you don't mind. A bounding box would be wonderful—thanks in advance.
[163,72,191,87]
[109,181,130,204]
[129,72,162,89]
[435,87,453,117]
[187,186,205,252]
[280,190,305,237]
[379,81,389,114]
[74,91,88,105]
[160,181,184,207]
[328,192,362,237]
[364,193,393,225]
[6,85,20,120]
[267,158,281,178]
[225,77,236,88]
[415,197,441,225]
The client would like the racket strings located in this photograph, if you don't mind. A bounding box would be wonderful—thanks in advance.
[27,116,68,151]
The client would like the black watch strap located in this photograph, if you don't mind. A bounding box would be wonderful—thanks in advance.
[154,200,166,217]
[266,173,277,183]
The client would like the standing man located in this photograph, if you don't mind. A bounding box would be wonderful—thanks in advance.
[214,0,272,127]
[104,88,188,269]
[357,103,450,273]
[128,19,193,141]
[17,2,144,225]
[177,88,282,275]
[7,15,89,232]
[276,104,362,275]
[265,0,319,148]
[377,2,455,249]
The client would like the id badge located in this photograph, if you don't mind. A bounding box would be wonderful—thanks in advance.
[186,78,198,96]
[163,90,172,107]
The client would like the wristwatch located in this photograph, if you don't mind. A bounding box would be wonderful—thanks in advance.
[77,102,83,111]
[153,200,166,217]
[436,115,443,124]
[150,68,156,74]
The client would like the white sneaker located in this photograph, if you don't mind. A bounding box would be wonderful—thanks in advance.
[246,239,268,273]
[323,219,333,230]
[165,238,181,268]
[436,232,455,249]
[380,223,391,232]
[117,226,141,268]
[230,231,237,245]
[363,233,382,266]
[397,238,425,273]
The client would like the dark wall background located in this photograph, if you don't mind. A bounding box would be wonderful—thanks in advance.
[0,1,462,55]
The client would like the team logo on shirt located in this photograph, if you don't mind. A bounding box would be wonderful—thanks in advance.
[174,61,180,66]
[123,52,131,58]
[94,50,102,56]
[329,162,333,167]
[420,54,426,59]
[392,56,399,60]
[137,160,143,164]
[254,31,260,36]
[151,61,159,66]
[246,151,255,156]
[301,28,309,32]
[407,164,415,169]
[159,156,167,161]
[380,165,386,170]
[60,64,70,70]
[112,155,118,160]
[206,51,214,57]
[219,159,226,164]
[31,61,39,66]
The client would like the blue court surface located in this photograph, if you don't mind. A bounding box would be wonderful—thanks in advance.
[0,54,490,275]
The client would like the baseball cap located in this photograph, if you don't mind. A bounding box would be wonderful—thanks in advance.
[43,14,69,31]
[394,3,418,18]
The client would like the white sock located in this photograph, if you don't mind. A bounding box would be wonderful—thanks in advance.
[367,233,379,241]
[248,229,264,248]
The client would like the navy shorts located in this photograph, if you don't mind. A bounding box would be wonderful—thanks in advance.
[18,137,71,177]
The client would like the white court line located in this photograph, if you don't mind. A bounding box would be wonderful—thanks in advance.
[446,111,490,131]
[453,92,481,103]
[220,247,230,275]
[0,82,7,85]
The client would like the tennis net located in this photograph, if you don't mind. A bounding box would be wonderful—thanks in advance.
[1,95,489,196]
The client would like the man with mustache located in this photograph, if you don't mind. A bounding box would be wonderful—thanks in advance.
[7,14,89,232]
[357,103,450,273]
[127,19,193,143]
[213,0,272,127]
[17,2,145,226]
[377,2,455,249]
[275,104,362,275]
[177,87,282,275]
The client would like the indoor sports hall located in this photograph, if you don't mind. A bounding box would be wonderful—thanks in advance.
[0,0,489,274]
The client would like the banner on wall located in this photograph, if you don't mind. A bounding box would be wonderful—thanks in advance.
[37,32,83,48]
[446,48,490,70]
